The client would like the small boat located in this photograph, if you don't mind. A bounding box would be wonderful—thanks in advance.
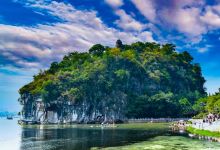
[18,119,40,125]
[7,116,13,120]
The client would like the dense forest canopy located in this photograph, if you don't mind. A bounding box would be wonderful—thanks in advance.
[19,40,206,118]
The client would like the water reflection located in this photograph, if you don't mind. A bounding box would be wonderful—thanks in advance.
[20,123,170,150]
[20,125,169,150]
[1,119,220,150]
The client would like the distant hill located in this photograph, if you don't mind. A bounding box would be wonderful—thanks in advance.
[0,111,17,117]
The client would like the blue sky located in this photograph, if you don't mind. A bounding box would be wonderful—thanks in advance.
[0,0,220,111]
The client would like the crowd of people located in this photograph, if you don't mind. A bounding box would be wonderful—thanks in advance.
[202,113,220,125]
[171,113,220,131]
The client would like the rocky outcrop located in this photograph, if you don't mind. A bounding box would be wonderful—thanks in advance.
[18,93,126,124]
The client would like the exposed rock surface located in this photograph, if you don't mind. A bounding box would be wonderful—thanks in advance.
[19,93,126,124]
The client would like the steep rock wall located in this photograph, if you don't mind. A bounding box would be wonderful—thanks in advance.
[19,93,126,124]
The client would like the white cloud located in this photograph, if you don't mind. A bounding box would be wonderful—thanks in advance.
[137,31,155,42]
[197,45,212,53]
[161,7,206,36]
[198,47,208,53]
[105,0,123,8]
[115,9,145,31]
[131,0,156,22]
[0,0,155,69]
[201,6,220,28]
[0,65,38,75]
[130,0,220,42]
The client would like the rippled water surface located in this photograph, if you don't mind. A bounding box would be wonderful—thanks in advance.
[1,118,220,150]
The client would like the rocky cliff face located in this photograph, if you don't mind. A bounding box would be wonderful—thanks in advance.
[19,93,126,124]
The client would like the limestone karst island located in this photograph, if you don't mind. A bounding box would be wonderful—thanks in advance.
[18,41,206,124]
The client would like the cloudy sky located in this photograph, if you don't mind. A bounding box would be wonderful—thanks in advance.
[0,0,220,111]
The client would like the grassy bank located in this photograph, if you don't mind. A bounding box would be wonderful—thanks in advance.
[186,126,220,137]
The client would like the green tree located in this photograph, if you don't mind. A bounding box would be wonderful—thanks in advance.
[89,44,105,56]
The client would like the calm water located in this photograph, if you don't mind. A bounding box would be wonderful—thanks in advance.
[1,118,220,150]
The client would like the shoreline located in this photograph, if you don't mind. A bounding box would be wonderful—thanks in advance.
[184,118,220,139]
[19,122,171,130]
[186,126,220,138]
[17,117,220,140]
[18,118,188,125]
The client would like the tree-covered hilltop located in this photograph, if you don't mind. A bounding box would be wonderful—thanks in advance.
[193,89,220,118]
[19,40,206,123]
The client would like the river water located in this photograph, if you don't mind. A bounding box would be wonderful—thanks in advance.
[1,118,220,150]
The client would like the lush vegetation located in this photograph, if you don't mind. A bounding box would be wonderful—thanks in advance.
[186,126,220,137]
[193,89,220,118]
[19,40,206,118]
